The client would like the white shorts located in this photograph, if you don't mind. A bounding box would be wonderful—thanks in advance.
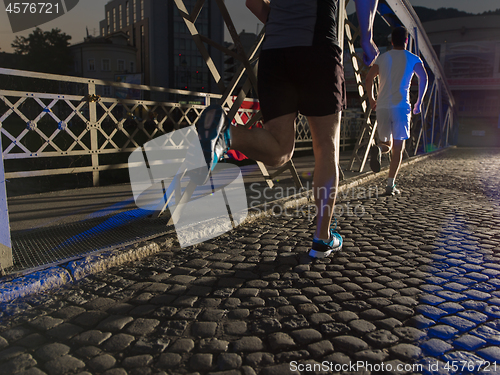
[376,107,411,142]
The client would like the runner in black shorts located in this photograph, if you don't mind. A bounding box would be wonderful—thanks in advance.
[198,0,380,258]
[258,45,345,122]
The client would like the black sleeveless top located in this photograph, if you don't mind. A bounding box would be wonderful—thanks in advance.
[263,0,340,50]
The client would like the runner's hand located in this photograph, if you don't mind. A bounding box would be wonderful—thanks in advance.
[413,101,422,115]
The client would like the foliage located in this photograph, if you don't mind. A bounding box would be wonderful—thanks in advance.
[480,9,500,16]
[11,27,73,74]
[413,6,472,22]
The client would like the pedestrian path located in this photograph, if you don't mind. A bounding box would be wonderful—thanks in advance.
[1,147,499,375]
[4,150,388,275]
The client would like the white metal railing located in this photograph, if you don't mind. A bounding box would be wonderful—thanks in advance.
[0,68,223,187]
[0,68,365,188]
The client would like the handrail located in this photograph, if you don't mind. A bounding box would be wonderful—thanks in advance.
[0,68,222,99]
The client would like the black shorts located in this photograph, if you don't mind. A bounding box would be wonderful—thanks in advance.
[257,45,346,122]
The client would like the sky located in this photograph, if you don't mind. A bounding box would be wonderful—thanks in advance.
[0,0,499,53]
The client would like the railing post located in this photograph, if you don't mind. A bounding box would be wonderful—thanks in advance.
[88,81,100,186]
[0,140,13,272]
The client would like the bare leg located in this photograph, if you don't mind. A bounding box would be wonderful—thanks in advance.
[389,139,405,180]
[308,113,342,240]
[230,113,296,167]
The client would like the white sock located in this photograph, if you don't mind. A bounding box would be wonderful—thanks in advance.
[387,178,395,187]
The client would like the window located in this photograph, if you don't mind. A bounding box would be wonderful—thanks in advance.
[102,59,111,71]
[140,0,144,20]
[133,0,136,23]
[175,54,190,67]
[126,1,129,26]
[200,23,208,35]
[141,25,144,37]
[174,22,184,33]
[200,6,208,19]
[88,59,95,71]
[106,10,110,34]
[117,59,125,71]
[101,27,105,36]
[103,86,112,97]
[130,62,135,73]
[119,4,123,29]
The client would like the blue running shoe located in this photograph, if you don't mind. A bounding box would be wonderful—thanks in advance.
[385,184,401,196]
[309,221,343,258]
[193,104,231,184]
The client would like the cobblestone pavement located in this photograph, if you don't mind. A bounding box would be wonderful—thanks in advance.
[1,147,500,375]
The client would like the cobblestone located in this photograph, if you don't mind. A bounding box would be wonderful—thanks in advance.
[421,338,454,356]
[454,334,487,351]
[2,353,37,374]
[156,352,182,368]
[218,353,243,370]
[44,355,85,375]
[331,335,368,352]
[169,338,195,353]
[1,148,500,374]
[232,337,264,352]
[101,333,135,352]
[122,354,153,368]
[88,354,116,372]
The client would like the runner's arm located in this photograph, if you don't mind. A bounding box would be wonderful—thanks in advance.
[413,62,428,114]
[246,0,270,24]
[355,0,380,66]
[365,64,379,110]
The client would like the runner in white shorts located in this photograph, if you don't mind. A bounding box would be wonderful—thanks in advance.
[365,26,428,195]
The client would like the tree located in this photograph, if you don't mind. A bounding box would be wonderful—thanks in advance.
[11,28,73,74]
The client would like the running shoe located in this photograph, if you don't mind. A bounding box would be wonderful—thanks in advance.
[369,145,381,173]
[385,184,401,196]
[194,104,231,183]
[309,222,343,258]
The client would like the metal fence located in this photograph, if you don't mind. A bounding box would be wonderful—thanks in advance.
[0,68,364,189]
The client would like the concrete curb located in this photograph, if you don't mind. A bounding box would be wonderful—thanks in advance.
[0,147,453,303]
[0,267,71,303]
[62,241,164,281]
[0,242,168,303]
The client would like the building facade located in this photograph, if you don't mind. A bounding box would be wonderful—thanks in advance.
[70,32,138,97]
[98,0,224,93]
[423,15,500,146]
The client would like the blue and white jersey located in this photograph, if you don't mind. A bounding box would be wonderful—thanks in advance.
[375,49,423,109]
[263,0,340,50]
